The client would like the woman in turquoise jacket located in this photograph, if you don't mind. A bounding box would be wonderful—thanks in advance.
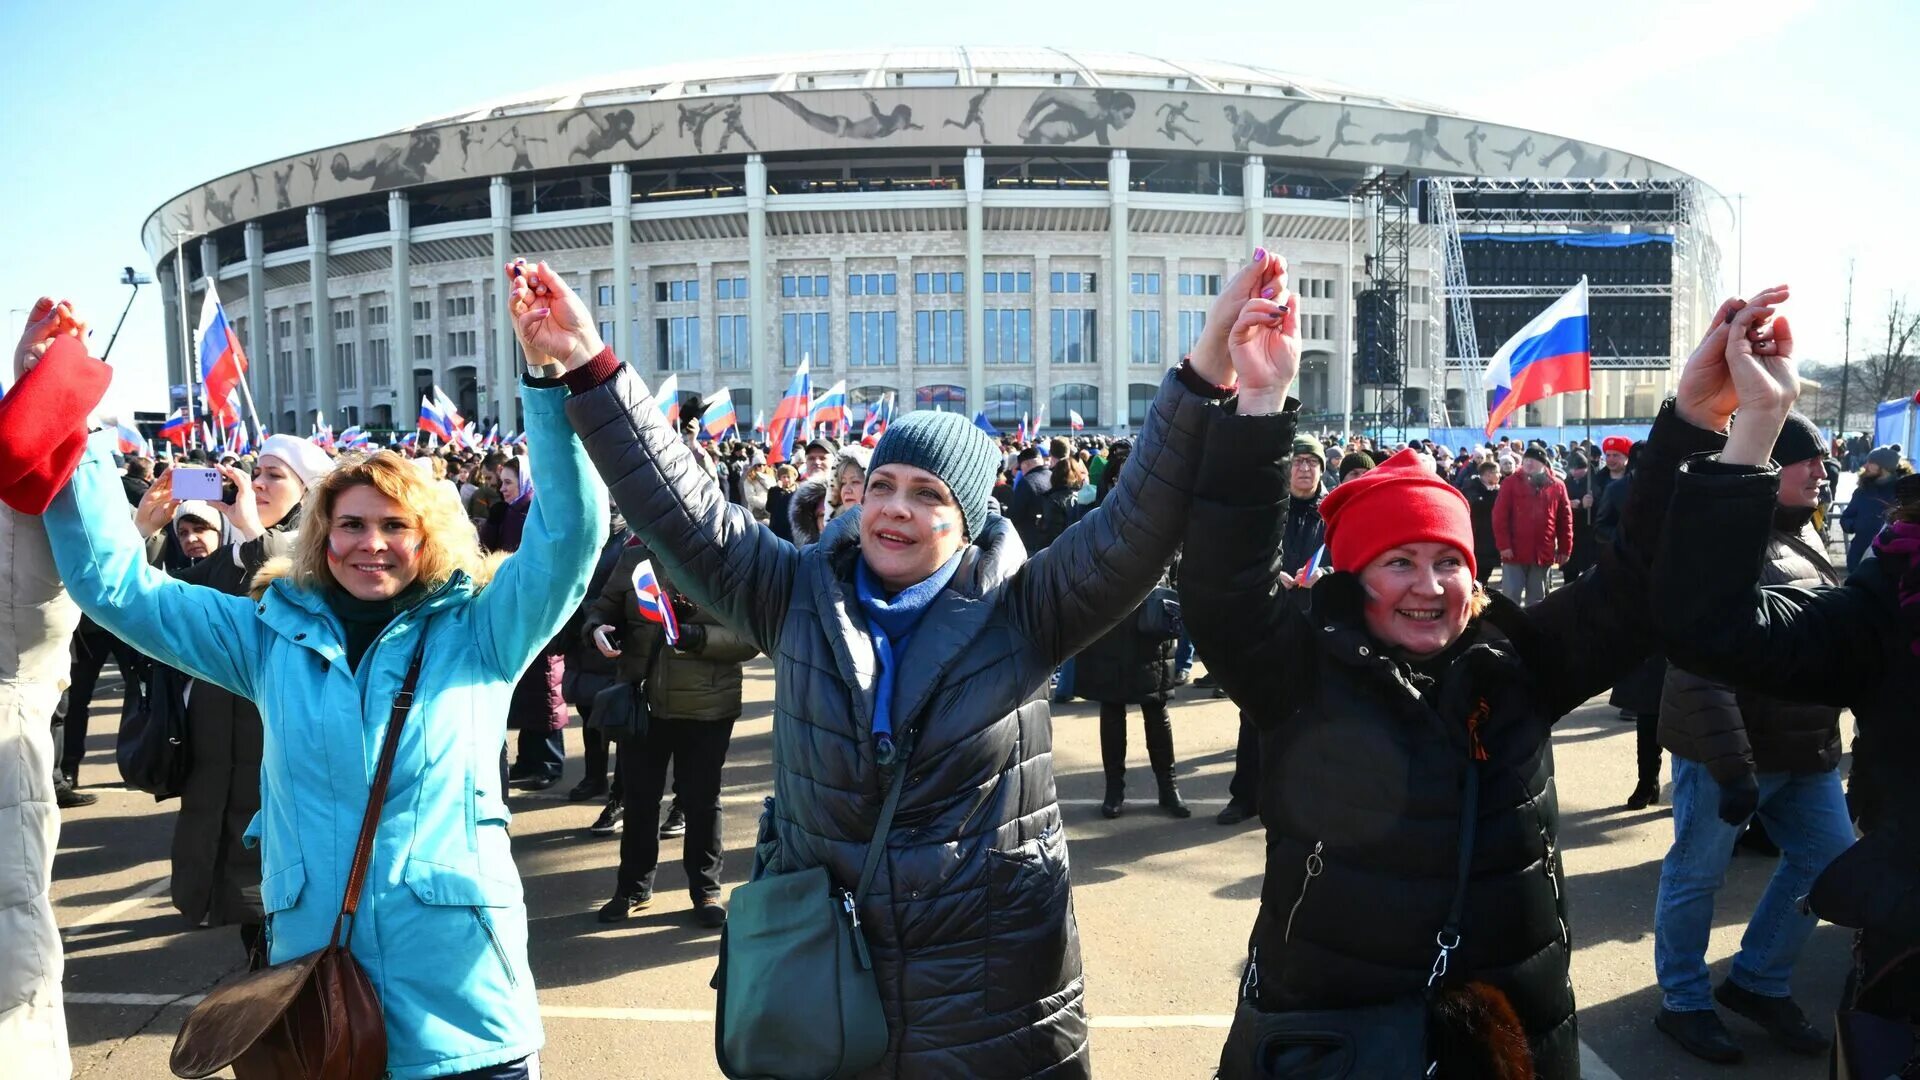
[41,373,606,1079]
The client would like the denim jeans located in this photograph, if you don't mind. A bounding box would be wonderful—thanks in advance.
[1654,758,1856,1012]
[1174,631,1195,675]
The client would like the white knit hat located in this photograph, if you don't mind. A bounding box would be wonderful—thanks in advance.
[257,434,335,489]
[171,500,220,527]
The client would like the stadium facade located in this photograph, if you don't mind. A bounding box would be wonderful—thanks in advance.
[144,47,1716,438]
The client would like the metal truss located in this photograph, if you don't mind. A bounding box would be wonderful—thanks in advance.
[1461,284,1673,299]
[1427,179,1482,428]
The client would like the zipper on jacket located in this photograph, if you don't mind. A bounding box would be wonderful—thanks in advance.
[1282,841,1325,944]
[473,908,518,987]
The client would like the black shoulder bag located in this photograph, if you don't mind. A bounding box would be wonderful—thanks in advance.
[117,662,193,799]
[1217,762,1482,1080]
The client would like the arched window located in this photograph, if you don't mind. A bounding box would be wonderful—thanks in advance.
[1127,383,1157,427]
[914,384,966,412]
[852,385,895,423]
[1050,383,1098,427]
[984,383,1033,426]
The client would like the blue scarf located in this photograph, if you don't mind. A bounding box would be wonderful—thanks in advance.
[854,551,963,765]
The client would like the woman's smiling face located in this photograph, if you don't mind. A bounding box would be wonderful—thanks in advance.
[1357,542,1474,658]
[858,463,965,593]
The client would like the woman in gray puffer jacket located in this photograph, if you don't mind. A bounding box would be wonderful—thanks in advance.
[512,250,1264,1077]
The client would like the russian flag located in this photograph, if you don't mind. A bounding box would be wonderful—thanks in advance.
[340,425,371,450]
[809,379,849,432]
[752,410,765,436]
[430,385,465,432]
[1068,409,1085,433]
[1484,278,1592,437]
[229,423,251,455]
[157,411,189,447]
[418,394,454,441]
[631,558,680,646]
[115,422,148,456]
[767,361,812,465]
[701,387,738,441]
[861,392,892,442]
[483,423,499,449]
[655,374,681,428]
[196,289,248,427]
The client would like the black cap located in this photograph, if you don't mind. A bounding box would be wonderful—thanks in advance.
[1769,410,1825,467]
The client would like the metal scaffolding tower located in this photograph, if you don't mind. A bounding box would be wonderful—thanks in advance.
[1427,179,1484,428]
[1353,170,1412,443]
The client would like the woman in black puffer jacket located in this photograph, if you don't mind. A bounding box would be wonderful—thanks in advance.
[1185,294,1750,1079]
[1075,557,1187,819]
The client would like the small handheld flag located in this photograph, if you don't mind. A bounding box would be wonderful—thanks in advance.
[418,395,454,441]
[767,361,812,465]
[808,379,849,431]
[158,411,190,447]
[115,422,147,456]
[631,559,680,646]
[701,387,739,442]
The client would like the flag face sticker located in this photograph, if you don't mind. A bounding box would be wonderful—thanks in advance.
[631,559,679,645]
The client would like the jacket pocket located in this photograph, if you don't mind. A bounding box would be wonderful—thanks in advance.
[749,796,780,881]
[260,860,306,915]
[984,825,1078,1014]
[404,857,522,908]
[472,907,520,988]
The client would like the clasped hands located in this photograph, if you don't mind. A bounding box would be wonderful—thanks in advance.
[1189,250,1300,415]
[504,258,604,375]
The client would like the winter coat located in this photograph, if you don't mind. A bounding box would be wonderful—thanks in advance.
[1279,492,1326,576]
[480,494,532,553]
[1034,476,1081,552]
[1007,467,1050,552]
[564,363,1224,1079]
[0,506,77,1079]
[166,520,304,927]
[1660,512,1843,781]
[43,384,606,1080]
[1181,402,1716,1080]
[1655,458,1918,945]
[1592,469,1631,545]
[1492,471,1574,566]
[562,527,633,694]
[765,485,796,543]
[788,479,829,548]
[583,543,760,722]
[1842,472,1900,571]
[1073,560,1179,707]
[1464,477,1503,573]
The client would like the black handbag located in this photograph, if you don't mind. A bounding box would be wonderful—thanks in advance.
[1218,762,1482,1080]
[585,638,664,739]
[117,662,192,799]
[1137,585,1184,641]
[1835,945,1920,1080]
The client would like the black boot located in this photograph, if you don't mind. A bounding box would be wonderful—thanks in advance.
[1625,777,1661,810]
[1101,774,1125,819]
[1627,712,1663,810]
[1142,701,1190,818]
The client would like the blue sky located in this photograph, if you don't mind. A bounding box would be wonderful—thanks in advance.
[4,0,1913,416]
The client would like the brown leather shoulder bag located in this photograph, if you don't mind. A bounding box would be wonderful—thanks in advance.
[170,634,428,1079]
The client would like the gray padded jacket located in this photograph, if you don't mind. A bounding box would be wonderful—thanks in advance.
[564,363,1220,1079]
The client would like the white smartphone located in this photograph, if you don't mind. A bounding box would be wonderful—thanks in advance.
[170,467,224,502]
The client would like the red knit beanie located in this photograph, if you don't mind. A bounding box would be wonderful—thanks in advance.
[0,335,112,514]
[1318,447,1477,578]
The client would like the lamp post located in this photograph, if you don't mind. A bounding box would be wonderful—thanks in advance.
[101,266,153,361]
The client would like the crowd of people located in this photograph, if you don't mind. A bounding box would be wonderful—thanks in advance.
[0,251,1914,1080]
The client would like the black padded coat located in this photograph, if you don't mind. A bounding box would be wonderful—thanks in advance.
[1179,400,1720,1080]
[563,362,1223,1078]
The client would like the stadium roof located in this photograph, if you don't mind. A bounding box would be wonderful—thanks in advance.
[397,47,1459,132]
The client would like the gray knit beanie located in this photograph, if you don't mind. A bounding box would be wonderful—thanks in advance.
[868,410,1000,540]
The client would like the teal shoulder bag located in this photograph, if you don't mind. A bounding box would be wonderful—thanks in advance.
[711,758,905,1079]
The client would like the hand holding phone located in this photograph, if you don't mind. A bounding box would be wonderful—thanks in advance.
[169,467,224,502]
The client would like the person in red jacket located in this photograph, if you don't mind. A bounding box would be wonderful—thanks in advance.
[1493,445,1574,605]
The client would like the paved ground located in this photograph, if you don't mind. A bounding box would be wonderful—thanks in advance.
[51,654,1855,1078]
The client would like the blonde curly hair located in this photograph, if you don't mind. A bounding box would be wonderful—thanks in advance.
[262,450,497,598]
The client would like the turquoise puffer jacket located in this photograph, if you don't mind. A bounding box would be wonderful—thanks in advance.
[44,384,606,1079]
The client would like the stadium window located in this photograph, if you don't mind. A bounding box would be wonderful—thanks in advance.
[411,300,431,322]
[915,384,966,412]
[1130,273,1159,295]
[301,314,313,335]
[849,275,863,297]
[718,313,752,370]
[849,310,897,367]
[985,309,1032,365]
[1049,308,1098,364]
[275,351,292,395]
[783,311,830,368]
[597,285,613,306]
[1050,271,1096,294]
[413,334,432,359]
[914,309,965,365]
[333,341,356,390]
[1128,383,1157,426]
[1178,311,1206,357]
[881,273,896,295]
[1129,310,1163,365]
[302,347,313,388]
[670,280,685,302]
[598,320,614,343]
[984,383,1032,426]
[718,278,732,300]
[1049,383,1099,427]
[653,316,700,372]
[367,337,390,388]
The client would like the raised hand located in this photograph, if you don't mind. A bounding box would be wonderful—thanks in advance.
[1226,260,1299,415]
[13,297,81,381]
[214,463,265,541]
[133,470,180,539]
[505,259,603,372]
[1191,249,1288,387]
[1674,290,1785,431]
[1724,288,1797,417]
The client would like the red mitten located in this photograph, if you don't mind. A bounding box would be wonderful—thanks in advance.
[0,335,113,514]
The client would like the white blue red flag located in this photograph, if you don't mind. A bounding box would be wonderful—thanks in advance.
[196,289,248,428]
[1484,278,1592,437]
[630,558,679,645]
[809,379,849,433]
[115,422,147,456]
[767,361,812,465]
[229,423,251,455]
[655,374,681,429]
[701,387,738,441]
[158,411,190,447]
[339,425,371,450]
[483,423,499,449]
[418,395,454,441]
[1068,409,1085,433]
[429,385,465,432]
[861,392,892,442]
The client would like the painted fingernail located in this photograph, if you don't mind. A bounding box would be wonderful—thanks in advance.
[532,307,550,317]
[1253,248,1267,264]
[1261,287,1276,299]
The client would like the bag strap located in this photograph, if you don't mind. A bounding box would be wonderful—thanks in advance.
[329,631,430,949]
[1426,761,1481,990]
[853,752,912,905]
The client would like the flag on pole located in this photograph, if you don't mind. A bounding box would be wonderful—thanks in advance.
[115,422,148,456]
[339,425,371,450]
[418,394,455,441]
[630,559,680,646]
[429,385,465,431]
[1484,277,1592,437]
[158,410,190,447]
[202,422,221,453]
[861,392,892,442]
[483,423,499,449]
[767,361,812,465]
[701,387,739,441]
[809,379,849,431]
[655,374,681,428]
[229,423,251,455]
[752,409,765,436]
[196,289,249,428]
[1068,409,1085,433]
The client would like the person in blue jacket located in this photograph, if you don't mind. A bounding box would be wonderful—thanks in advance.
[38,320,607,1080]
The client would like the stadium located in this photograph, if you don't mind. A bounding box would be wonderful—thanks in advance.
[142,47,1720,441]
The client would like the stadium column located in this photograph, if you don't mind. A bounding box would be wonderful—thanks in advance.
[308,207,337,427]
[1243,156,1266,263]
[390,191,412,428]
[159,260,185,391]
[244,223,270,421]
[611,165,632,368]
[964,149,985,418]
[745,155,769,427]
[1107,149,1130,431]
[489,176,519,433]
